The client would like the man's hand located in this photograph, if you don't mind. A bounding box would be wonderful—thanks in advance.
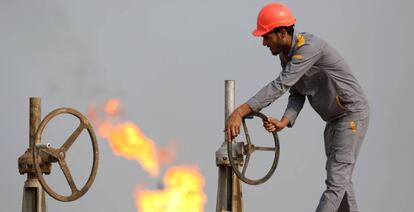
[225,111,242,141]
[224,103,253,141]
[263,116,290,132]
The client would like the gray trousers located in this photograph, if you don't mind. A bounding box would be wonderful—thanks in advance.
[316,112,369,212]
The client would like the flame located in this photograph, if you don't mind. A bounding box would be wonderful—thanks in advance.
[136,166,207,212]
[89,99,159,176]
[105,98,121,115]
[98,121,160,176]
[88,99,207,212]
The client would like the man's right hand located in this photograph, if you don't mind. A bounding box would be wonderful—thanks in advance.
[224,103,253,141]
[225,112,242,141]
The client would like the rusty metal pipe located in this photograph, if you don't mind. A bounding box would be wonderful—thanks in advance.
[29,97,41,150]
[21,97,46,212]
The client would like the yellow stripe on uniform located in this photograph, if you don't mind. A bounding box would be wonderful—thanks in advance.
[292,54,303,59]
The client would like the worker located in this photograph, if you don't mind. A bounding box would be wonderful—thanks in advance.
[225,2,369,212]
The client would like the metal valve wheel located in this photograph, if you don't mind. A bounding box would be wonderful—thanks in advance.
[227,112,280,185]
[31,108,99,202]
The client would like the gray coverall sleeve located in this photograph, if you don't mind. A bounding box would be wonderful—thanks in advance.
[283,87,305,127]
[246,42,322,112]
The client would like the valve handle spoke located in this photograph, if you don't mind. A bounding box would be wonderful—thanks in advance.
[61,122,85,152]
[58,159,79,194]
[242,120,251,145]
[242,154,251,175]
[254,146,276,151]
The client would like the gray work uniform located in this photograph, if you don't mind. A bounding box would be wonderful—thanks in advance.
[246,31,369,212]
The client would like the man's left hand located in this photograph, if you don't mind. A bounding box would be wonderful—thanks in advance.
[263,116,289,132]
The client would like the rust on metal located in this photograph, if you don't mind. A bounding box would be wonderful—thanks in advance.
[18,149,52,175]
[30,98,41,148]
[18,98,56,175]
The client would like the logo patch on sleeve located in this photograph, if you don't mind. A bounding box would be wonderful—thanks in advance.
[295,33,305,49]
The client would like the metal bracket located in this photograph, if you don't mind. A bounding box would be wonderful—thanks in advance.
[215,142,244,166]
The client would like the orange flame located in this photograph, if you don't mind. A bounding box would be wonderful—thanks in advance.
[88,99,207,212]
[89,99,159,176]
[105,98,121,115]
[98,121,160,176]
[136,166,207,212]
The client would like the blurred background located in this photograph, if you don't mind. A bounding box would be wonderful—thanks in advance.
[1,0,413,211]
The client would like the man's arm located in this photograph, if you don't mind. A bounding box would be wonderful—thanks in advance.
[247,41,322,112]
[227,37,321,138]
[283,87,306,127]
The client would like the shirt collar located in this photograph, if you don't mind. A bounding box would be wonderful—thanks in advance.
[287,30,298,57]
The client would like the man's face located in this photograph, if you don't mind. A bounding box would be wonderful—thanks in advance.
[262,31,286,56]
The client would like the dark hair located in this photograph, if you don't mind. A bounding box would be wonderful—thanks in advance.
[273,24,295,36]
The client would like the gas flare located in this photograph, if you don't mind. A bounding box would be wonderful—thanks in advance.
[98,120,160,176]
[136,166,207,212]
[89,99,159,176]
[88,99,207,212]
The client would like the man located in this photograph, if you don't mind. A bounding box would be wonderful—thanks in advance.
[225,3,369,212]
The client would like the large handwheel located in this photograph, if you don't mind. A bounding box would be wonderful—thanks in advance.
[227,112,280,185]
[31,108,99,202]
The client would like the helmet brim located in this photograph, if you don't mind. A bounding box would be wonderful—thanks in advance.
[252,29,269,37]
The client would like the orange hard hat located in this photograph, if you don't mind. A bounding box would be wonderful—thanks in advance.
[252,3,296,37]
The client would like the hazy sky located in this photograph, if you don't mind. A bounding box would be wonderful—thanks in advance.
[1,0,414,211]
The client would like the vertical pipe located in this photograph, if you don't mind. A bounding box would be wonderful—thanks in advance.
[225,81,243,212]
[28,97,41,180]
[29,97,41,150]
[224,80,235,124]
[224,80,235,211]
[22,97,46,212]
[216,167,228,212]
[216,81,235,212]
[216,81,243,212]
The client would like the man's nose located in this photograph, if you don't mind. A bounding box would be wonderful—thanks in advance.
[262,38,267,46]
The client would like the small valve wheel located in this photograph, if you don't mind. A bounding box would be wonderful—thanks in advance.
[32,108,99,202]
[227,112,280,185]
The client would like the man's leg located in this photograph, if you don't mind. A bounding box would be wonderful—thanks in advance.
[316,114,369,212]
[316,152,355,212]
[338,192,351,212]
[337,181,357,212]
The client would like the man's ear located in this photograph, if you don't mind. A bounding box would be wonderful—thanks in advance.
[279,28,288,39]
